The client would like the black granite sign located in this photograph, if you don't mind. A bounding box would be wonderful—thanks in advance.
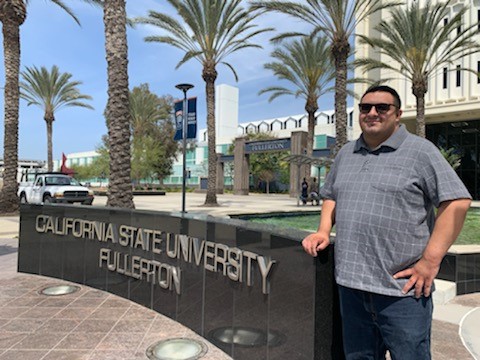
[18,204,343,360]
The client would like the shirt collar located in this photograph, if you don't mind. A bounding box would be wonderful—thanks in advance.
[354,124,408,153]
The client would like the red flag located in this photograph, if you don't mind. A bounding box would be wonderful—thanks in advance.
[60,153,75,176]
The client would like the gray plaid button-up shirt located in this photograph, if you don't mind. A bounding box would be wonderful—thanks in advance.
[320,125,471,296]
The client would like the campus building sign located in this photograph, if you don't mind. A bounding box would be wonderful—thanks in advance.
[34,215,276,296]
[245,138,291,153]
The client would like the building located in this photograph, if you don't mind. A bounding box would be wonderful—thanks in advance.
[354,0,480,199]
[0,158,46,184]
[58,84,353,189]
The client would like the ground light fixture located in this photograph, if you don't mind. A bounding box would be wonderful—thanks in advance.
[146,338,208,360]
[208,326,284,348]
[39,284,80,296]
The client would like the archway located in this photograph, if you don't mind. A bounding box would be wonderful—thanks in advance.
[232,131,332,196]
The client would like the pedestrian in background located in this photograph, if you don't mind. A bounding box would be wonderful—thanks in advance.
[300,177,309,205]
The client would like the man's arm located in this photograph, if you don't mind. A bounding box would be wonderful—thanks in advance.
[394,198,471,298]
[302,199,336,256]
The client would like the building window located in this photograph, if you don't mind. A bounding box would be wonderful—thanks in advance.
[349,112,353,127]
[478,10,480,31]
[478,61,480,84]
[443,67,448,89]
[456,65,461,87]
[456,65,462,87]
[444,17,448,27]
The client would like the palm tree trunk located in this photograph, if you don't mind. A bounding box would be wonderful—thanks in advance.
[413,83,427,138]
[46,119,53,171]
[0,3,25,213]
[415,95,426,138]
[332,41,350,156]
[203,66,218,206]
[103,0,134,209]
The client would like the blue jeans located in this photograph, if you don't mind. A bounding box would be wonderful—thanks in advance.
[338,285,432,360]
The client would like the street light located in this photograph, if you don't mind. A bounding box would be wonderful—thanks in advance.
[175,83,194,214]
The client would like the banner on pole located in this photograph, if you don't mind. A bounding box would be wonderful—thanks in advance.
[173,97,197,141]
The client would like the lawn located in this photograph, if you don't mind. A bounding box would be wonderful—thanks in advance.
[250,208,480,245]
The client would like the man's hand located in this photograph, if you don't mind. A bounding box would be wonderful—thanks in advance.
[394,198,471,298]
[302,232,330,257]
[393,257,440,298]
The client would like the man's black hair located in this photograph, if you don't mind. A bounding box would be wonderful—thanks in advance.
[361,85,402,109]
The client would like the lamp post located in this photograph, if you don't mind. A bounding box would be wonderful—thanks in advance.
[175,83,194,214]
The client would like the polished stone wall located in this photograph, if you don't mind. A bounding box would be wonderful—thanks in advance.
[18,204,343,360]
[438,253,480,295]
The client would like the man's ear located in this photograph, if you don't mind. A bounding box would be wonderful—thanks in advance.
[396,109,403,121]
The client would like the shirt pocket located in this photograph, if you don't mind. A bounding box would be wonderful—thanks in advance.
[370,164,411,193]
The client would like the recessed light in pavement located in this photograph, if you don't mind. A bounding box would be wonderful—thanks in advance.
[208,326,284,347]
[39,284,80,296]
[146,338,208,360]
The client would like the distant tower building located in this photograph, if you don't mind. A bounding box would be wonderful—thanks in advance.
[215,84,239,145]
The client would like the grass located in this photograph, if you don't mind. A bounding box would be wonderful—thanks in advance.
[456,208,480,245]
[250,208,480,245]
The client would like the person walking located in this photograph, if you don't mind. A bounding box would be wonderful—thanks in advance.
[302,85,471,359]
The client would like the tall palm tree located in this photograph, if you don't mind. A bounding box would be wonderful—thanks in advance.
[20,65,94,171]
[0,1,26,213]
[259,35,335,158]
[250,0,400,155]
[0,0,94,213]
[135,0,271,206]
[355,0,480,138]
[103,0,135,209]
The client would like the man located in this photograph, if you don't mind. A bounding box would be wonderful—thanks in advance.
[302,85,471,359]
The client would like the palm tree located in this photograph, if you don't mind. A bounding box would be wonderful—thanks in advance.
[135,0,271,206]
[0,0,95,214]
[0,1,26,213]
[259,35,335,159]
[20,65,93,171]
[103,0,135,209]
[250,0,400,155]
[355,0,480,138]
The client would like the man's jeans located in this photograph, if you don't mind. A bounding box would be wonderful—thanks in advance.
[338,285,432,360]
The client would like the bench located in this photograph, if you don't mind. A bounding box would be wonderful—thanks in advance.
[299,192,320,206]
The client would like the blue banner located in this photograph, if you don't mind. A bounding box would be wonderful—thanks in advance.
[174,97,197,141]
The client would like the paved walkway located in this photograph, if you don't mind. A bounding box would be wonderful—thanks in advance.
[1,193,479,359]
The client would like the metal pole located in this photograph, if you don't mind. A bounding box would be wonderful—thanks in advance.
[181,91,187,214]
[175,83,194,214]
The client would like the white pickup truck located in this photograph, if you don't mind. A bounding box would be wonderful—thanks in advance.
[18,172,94,205]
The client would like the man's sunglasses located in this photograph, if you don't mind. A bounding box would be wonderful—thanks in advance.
[358,103,398,114]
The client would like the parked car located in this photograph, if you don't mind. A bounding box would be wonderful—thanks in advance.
[18,172,94,205]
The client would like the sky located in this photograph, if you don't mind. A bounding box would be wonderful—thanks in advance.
[0,0,339,162]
